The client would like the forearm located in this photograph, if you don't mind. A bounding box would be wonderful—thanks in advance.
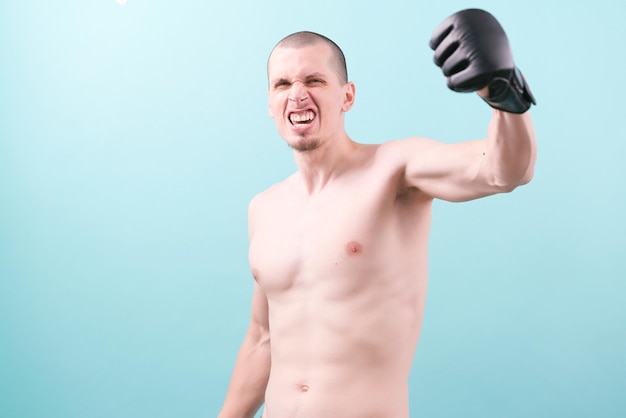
[485,108,537,189]
[218,335,271,418]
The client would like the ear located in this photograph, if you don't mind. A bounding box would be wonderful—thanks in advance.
[341,82,356,112]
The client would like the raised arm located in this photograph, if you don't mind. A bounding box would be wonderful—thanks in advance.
[217,281,270,418]
[401,109,535,202]
[401,8,537,202]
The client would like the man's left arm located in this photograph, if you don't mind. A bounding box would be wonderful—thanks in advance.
[400,109,536,202]
[400,8,537,202]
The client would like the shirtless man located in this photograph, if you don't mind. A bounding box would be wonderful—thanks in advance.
[218,9,537,418]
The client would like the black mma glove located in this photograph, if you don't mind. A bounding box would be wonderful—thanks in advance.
[429,8,536,114]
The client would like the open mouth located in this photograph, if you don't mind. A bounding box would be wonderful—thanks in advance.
[289,110,316,125]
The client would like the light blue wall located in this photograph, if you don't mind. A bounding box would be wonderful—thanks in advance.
[1,1,624,417]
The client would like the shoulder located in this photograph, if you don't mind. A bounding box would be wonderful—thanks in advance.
[374,136,443,168]
[247,174,298,239]
[378,136,441,154]
[375,137,452,202]
[248,173,297,214]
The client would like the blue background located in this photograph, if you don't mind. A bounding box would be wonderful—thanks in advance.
[1,0,624,417]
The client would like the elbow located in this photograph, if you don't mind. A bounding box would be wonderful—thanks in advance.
[491,166,535,193]
[518,157,537,186]
[520,166,535,186]
[493,182,518,194]
[492,151,537,192]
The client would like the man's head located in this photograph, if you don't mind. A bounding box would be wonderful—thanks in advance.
[266,32,355,153]
[268,31,348,85]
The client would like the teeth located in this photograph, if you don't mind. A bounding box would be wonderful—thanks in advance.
[290,111,315,123]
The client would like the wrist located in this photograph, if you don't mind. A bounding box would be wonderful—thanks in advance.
[482,67,536,114]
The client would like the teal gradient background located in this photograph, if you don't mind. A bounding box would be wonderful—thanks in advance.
[1,1,624,417]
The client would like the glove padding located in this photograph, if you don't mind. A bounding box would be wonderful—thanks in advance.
[429,8,536,114]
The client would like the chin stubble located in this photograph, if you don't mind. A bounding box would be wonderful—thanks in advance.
[288,137,321,152]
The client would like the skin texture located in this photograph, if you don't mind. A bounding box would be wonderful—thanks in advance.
[218,40,537,418]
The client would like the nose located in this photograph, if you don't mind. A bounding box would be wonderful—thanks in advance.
[288,81,308,103]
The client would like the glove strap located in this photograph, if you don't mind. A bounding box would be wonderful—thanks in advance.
[483,68,536,114]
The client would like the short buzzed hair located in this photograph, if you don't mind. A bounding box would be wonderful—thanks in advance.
[268,31,348,84]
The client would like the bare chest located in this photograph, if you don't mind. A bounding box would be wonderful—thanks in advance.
[249,186,392,297]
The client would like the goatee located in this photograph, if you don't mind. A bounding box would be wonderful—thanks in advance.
[288,138,321,152]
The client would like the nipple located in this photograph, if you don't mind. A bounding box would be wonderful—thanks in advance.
[345,241,362,255]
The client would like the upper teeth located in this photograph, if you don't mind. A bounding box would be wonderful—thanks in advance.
[290,111,314,123]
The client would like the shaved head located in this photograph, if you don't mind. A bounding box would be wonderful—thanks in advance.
[268,31,348,84]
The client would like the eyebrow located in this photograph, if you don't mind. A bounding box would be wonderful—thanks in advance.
[270,72,328,86]
[305,72,327,79]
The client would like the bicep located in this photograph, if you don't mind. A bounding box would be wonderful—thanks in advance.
[402,137,502,202]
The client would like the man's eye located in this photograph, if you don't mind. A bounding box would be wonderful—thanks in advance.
[308,79,324,85]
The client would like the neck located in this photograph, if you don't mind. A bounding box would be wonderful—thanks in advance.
[293,133,358,195]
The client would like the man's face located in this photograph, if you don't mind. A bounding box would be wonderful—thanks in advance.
[267,42,354,152]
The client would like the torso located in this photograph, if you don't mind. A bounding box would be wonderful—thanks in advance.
[249,142,433,417]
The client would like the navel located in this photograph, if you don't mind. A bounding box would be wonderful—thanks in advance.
[299,384,310,393]
[345,240,362,255]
